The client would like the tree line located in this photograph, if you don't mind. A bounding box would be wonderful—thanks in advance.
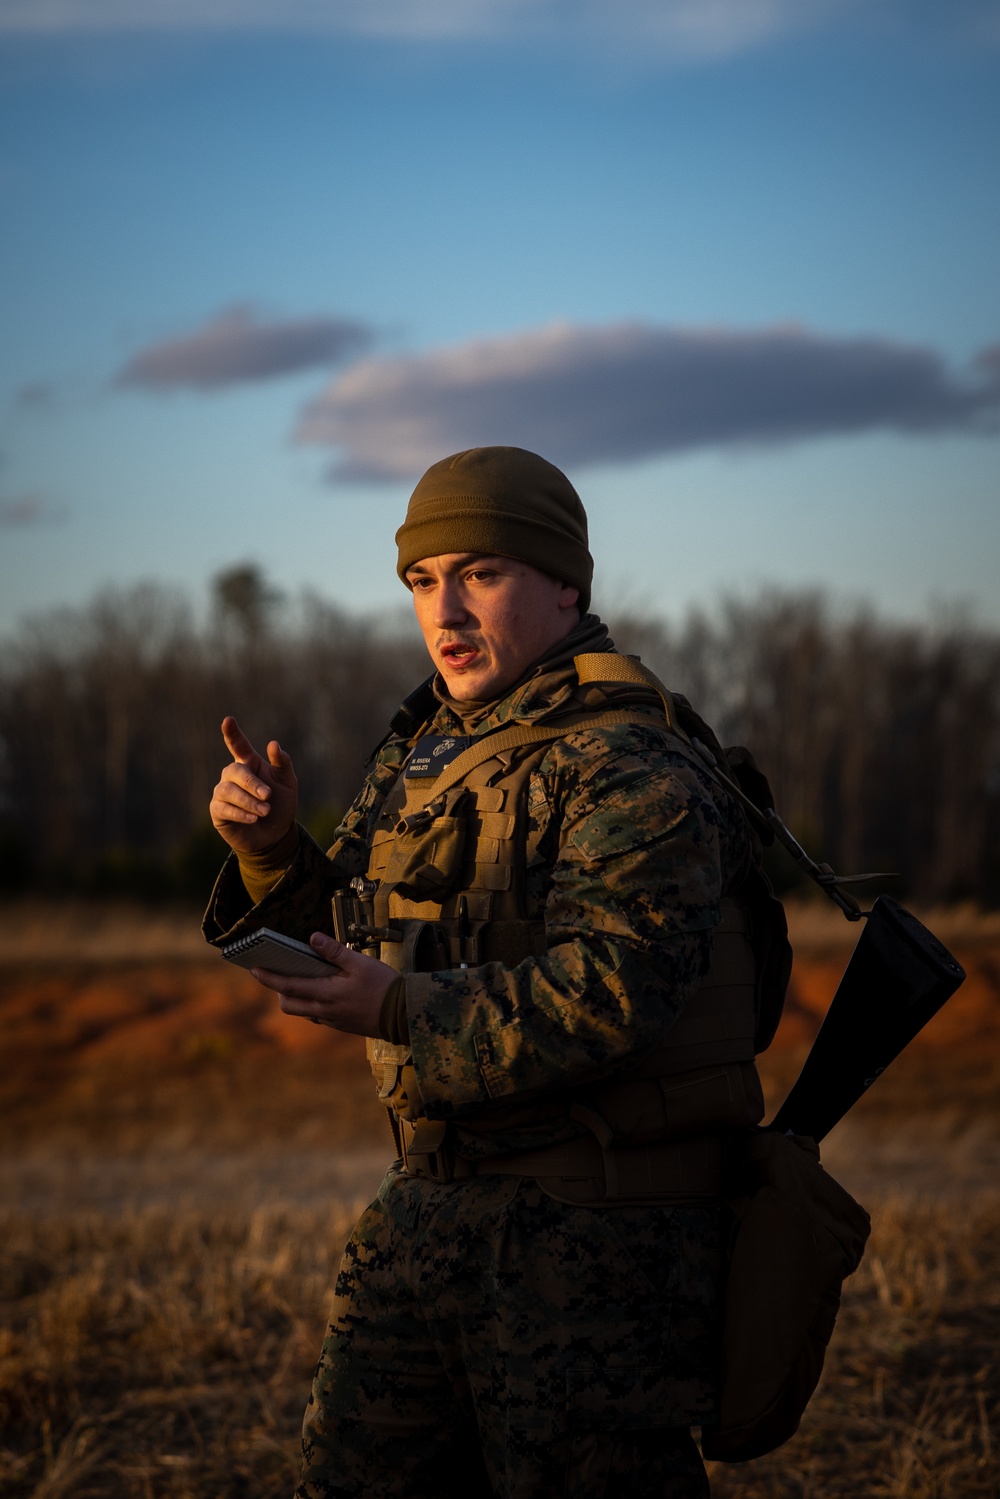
[1,568,998,906]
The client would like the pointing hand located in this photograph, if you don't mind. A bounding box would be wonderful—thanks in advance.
[209,715,299,855]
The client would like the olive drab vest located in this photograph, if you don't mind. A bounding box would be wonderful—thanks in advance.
[354,653,775,1180]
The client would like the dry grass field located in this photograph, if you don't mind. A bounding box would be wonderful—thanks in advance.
[1,899,998,1498]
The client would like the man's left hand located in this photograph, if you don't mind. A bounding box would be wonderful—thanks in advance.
[250,933,398,1037]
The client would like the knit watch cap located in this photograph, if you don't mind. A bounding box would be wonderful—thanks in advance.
[395,446,593,612]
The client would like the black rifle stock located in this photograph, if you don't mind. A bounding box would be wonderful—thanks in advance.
[769,896,966,1142]
[684,736,968,1141]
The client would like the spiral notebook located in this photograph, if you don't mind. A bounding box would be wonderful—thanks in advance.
[220,926,337,978]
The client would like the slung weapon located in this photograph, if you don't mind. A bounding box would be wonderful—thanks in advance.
[688,737,967,1139]
[769,895,966,1141]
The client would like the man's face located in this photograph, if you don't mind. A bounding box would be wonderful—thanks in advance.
[406,553,581,701]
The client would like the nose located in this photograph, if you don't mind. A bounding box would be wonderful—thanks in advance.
[433,576,469,628]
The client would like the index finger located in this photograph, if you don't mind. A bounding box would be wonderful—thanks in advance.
[221,715,260,766]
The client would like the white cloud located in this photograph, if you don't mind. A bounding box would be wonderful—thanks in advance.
[4,1,996,62]
[115,305,373,390]
[0,0,851,57]
[293,320,1000,480]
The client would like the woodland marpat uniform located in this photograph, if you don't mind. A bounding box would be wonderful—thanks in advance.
[298,1175,729,1498]
[205,618,754,1497]
[205,630,749,1148]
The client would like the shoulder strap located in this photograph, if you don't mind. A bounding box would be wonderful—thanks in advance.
[404,707,660,817]
[407,651,700,818]
[574,651,689,741]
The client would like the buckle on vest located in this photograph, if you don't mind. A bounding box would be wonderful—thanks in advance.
[400,1117,457,1183]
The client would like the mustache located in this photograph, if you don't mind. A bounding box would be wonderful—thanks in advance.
[436,632,484,652]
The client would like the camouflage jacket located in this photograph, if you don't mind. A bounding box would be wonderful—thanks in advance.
[204,629,751,1154]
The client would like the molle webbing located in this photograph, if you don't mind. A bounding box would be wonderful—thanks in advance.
[573,898,760,1153]
[364,704,667,976]
[362,658,762,1174]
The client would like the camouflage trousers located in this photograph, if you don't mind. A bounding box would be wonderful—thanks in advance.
[297,1166,728,1498]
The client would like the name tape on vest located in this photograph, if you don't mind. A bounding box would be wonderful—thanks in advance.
[405,734,474,778]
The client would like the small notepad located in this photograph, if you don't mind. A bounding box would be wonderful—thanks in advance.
[220,927,337,978]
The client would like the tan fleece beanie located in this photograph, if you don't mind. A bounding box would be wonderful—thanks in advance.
[395,447,593,612]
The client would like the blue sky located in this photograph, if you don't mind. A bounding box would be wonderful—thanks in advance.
[1,2,998,634]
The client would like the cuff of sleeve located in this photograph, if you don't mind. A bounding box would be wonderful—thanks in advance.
[237,823,301,904]
[378,975,410,1046]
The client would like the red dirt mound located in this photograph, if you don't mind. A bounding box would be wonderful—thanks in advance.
[0,899,995,1133]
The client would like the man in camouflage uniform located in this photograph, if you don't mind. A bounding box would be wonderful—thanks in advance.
[206,447,761,1498]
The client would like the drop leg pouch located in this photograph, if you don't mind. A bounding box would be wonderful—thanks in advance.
[700,1129,870,1463]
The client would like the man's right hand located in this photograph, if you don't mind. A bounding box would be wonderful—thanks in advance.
[209,716,299,855]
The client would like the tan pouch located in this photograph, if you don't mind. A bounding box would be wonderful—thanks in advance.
[701,1130,870,1463]
[381,786,470,901]
[366,1038,425,1122]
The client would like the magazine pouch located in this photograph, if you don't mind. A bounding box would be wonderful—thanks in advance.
[380,785,470,902]
[701,1130,870,1463]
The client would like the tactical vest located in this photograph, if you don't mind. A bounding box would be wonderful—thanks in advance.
[350,654,775,1202]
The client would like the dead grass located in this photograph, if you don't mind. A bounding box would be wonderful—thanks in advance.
[0,1200,359,1498]
[0,962,386,1154]
[783,898,1000,955]
[0,900,210,967]
[3,1175,997,1498]
[1,901,998,1496]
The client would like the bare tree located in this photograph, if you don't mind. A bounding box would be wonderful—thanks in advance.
[1,581,998,904]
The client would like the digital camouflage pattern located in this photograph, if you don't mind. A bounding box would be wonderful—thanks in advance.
[203,618,751,1497]
[296,1168,726,1499]
[204,625,750,1158]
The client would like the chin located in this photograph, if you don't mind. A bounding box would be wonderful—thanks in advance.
[441,664,499,701]
[443,677,485,702]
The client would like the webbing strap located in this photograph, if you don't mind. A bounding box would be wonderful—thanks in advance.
[405,707,660,818]
[473,1132,727,1200]
[405,651,696,819]
[574,651,688,739]
[400,1124,728,1200]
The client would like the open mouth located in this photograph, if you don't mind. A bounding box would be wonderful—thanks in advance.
[440,641,481,670]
